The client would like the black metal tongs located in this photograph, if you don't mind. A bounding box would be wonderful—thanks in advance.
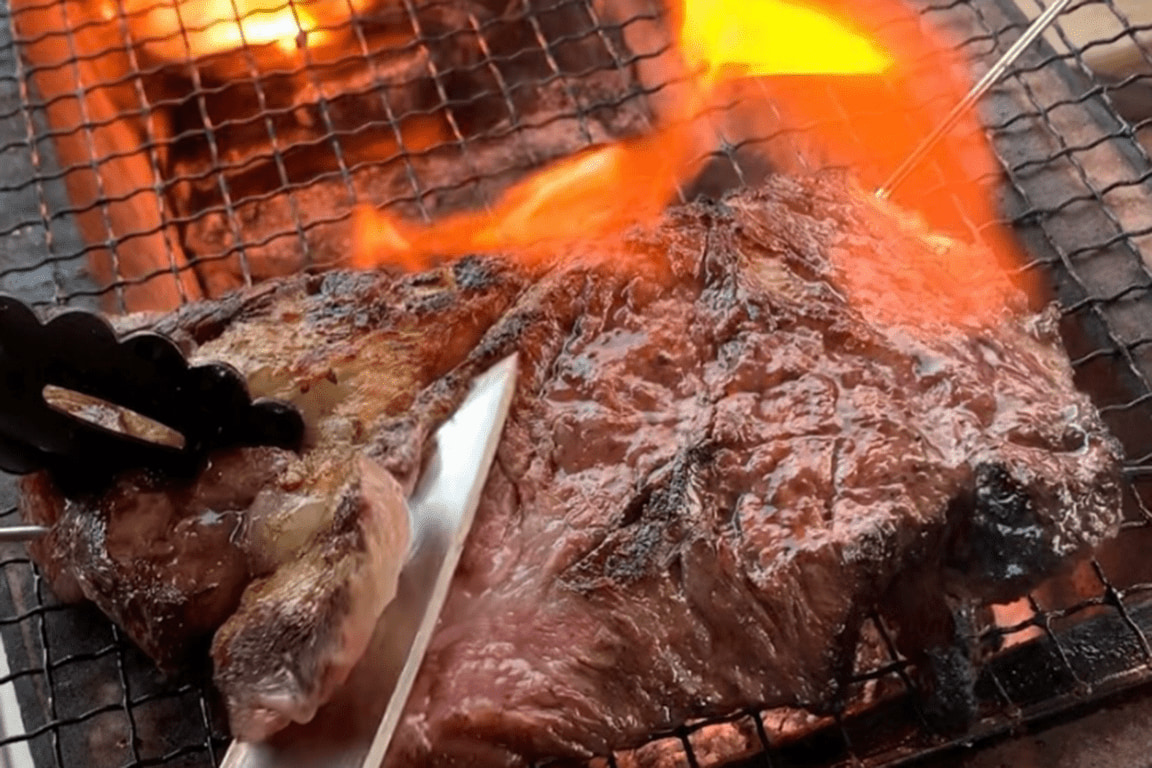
[0,295,305,536]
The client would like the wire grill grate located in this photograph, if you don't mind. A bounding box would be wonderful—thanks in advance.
[3,0,1152,766]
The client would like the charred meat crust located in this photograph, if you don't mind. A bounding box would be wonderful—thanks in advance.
[370,176,1123,765]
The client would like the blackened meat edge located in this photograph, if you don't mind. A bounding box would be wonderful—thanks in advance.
[21,173,1123,766]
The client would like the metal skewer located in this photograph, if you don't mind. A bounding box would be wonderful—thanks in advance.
[876,0,1076,199]
[0,525,48,543]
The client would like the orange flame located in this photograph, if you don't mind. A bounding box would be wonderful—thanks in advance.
[352,0,1029,328]
[749,0,1034,325]
[352,0,892,272]
[352,125,695,271]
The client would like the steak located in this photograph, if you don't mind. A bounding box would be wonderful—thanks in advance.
[20,173,1124,766]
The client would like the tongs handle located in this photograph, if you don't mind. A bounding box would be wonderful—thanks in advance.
[0,296,304,494]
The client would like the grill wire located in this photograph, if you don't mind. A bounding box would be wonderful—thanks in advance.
[0,0,1152,765]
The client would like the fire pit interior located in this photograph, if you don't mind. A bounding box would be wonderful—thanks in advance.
[2,0,1152,766]
[7,0,687,311]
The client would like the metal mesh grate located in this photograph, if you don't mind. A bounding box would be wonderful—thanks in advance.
[2,0,1152,765]
[1,0,677,313]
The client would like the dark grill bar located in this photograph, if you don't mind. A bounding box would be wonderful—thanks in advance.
[3,0,1152,766]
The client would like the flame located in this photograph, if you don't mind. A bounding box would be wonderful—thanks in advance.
[353,0,892,272]
[353,127,692,271]
[680,0,893,81]
[749,0,1035,325]
[352,0,1030,328]
[205,5,324,54]
[120,0,368,61]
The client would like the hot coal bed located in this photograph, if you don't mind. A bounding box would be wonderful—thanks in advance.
[4,0,1152,766]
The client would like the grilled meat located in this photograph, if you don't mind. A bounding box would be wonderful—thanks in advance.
[21,172,1124,764]
[22,449,281,661]
[212,456,411,741]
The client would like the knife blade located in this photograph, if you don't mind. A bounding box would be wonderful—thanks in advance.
[220,352,519,768]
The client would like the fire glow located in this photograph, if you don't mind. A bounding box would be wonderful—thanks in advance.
[350,0,897,272]
[116,0,366,61]
[680,0,893,81]
[343,0,1026,327]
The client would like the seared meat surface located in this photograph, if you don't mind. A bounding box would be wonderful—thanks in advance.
[23,449,282,662]
[213,456,412,741]
[21,173,1123,765]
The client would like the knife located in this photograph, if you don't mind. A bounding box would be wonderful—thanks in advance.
[220,352,519,768]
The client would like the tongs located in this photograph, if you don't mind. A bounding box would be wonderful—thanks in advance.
[0,295,305,533]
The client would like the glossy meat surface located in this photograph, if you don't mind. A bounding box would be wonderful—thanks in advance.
[21,173,1124,765]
